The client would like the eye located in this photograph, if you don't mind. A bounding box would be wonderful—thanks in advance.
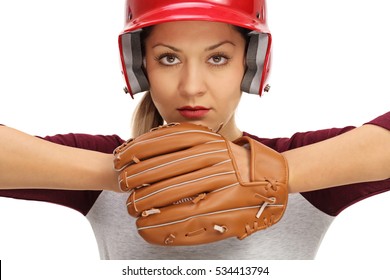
[207,54,230,66]
[156,53,181,66]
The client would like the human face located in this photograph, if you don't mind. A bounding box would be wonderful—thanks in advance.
[144,21,246,141]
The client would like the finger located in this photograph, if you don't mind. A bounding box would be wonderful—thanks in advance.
[114,124,222,171]
[118,141,228,191]
[127,160,237,216]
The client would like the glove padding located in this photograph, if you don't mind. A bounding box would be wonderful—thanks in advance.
[113,123,288,246]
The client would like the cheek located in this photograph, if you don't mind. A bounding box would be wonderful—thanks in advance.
[148,70,177,108]
[218,57,245,90]
[216,73,243,119]
[148,85,175,122]
[224,91,242,117]
[149,90,170,114]
[148,68,174,93]
[213,68,244,101]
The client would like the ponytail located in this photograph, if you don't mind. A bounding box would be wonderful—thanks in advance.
[131,92,163,137]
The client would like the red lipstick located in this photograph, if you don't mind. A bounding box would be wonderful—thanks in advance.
[177,106,210,119]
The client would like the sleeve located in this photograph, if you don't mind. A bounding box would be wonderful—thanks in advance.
[365,111,390,130]
[0,130,125,215]
[246,111,390,216]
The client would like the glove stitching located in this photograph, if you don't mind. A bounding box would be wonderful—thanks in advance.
[141,208,161,217]
[213,225,228,233]
[164,233,176,244]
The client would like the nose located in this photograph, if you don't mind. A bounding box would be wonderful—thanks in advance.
[178,62,207,97]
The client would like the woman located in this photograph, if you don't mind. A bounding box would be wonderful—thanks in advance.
[0,0,389,260]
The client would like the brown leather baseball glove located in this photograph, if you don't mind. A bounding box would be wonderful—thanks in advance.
[113,123,288,246]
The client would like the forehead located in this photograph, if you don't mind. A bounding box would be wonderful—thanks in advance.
[146,21,242,43]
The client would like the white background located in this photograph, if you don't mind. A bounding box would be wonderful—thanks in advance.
[0,0,389,275]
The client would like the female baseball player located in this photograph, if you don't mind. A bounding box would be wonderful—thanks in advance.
[0,0,389,260]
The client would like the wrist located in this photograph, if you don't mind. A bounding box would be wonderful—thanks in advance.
[95,153,120,192]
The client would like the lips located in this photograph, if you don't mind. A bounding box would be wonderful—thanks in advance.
[177,106,210,119]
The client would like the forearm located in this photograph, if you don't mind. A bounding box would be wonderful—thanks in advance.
[283,124,390,193]
[0,126,119,191]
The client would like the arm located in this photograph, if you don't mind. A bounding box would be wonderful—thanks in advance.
[0,126,119,192]
[283,124,390,193]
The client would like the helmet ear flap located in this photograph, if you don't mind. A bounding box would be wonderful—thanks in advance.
[241,32,272,96]
[119,29,150,98]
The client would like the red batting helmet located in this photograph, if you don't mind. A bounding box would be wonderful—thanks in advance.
[119,0,272,98]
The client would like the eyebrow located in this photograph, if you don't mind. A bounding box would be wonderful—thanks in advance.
[152,40,236,52]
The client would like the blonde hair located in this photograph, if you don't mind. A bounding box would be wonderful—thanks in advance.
[132,91,163,137]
